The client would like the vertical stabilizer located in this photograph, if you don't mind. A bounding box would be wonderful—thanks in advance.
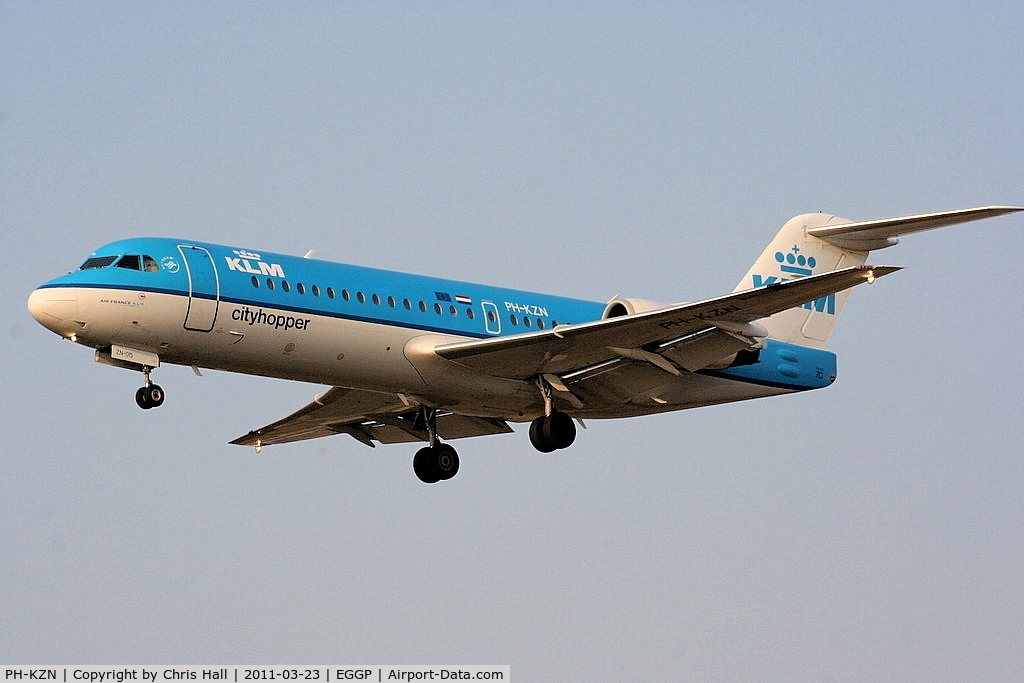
[735,206,1022,349]
[734,212,870,349]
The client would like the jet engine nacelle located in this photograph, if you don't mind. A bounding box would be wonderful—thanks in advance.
[602,297,672,319]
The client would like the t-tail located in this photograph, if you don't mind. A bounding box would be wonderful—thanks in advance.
[735,206,1022,348]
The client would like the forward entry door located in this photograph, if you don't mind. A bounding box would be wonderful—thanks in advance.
[178,245,220,332]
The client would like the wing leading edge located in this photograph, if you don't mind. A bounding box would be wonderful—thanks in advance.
[230,386,513,449]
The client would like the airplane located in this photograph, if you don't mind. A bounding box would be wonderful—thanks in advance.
[28,206,1021,483]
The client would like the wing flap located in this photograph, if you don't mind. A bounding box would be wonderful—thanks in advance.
[230,386,513,449]
[438,414,515,439]
[657,327,761,373]
[434,265,899,379]
[229,386,406,447]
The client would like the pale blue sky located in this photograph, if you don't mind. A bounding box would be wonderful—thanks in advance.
[3,2,1023,679]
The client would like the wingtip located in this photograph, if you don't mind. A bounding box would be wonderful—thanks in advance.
[858,265,902,284]
[861,264,902,273]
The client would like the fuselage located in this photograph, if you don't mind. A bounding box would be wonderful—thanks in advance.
[28,237,835,423]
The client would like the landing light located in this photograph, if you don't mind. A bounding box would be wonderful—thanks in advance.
[866,270,876,284]
[255,441,263,454]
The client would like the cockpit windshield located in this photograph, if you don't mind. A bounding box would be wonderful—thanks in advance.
[80,255,119,270]
[79,254,160,272]
[116,254,141,270]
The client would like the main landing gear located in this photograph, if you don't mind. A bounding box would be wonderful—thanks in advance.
[135,367,165,410]
[411,407,460,484]
[529,411,577,452]
[410,409,576,483]
[528,377,577,453]
[410,378,579,483]
[413,443,460,484]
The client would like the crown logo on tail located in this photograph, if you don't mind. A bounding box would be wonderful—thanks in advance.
[775,246,817,276]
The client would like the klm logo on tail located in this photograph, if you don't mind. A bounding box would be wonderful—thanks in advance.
[753,246,835,315]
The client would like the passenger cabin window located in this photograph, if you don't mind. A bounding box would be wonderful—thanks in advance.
[80,255,119,270]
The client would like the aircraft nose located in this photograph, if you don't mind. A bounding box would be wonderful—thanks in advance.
[28,287,78,333]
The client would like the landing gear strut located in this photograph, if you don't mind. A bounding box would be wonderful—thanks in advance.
[135,367,165,409]
[411,407,460,484]
[529,376,577,452]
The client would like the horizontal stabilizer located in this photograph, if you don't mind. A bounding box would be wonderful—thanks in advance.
[807,206,1022,251]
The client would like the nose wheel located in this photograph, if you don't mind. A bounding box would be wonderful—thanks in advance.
[136,383,164,409]
[135,367,165,409]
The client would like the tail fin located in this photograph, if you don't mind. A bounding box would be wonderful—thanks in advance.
[735,206,1022,348]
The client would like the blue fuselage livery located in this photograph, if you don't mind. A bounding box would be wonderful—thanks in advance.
[68,237,608,338]
[28,206,1021,483]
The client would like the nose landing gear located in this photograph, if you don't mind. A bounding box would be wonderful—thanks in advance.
[135,367,165,409]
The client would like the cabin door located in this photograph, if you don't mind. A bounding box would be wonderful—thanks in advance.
[178,245,220,332]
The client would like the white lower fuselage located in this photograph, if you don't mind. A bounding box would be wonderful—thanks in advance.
[30,283,795,424]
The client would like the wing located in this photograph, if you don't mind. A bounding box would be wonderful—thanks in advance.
[230,386,513,449]
[233,265,896,448]
[433,265,899,379]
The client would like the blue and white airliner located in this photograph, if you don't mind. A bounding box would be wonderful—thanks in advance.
[28,206,1020,482]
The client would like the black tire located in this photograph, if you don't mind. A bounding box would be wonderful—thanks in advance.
[135,386,152,409]
[413,446,441,484]
[144,384,165,408]
[529,416,557,453]
[544,411,576,450]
